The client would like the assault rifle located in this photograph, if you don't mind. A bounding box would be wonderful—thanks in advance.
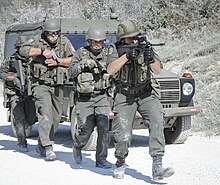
[117,33,165,57]
[134,33,165,48]
[10,56,26,96]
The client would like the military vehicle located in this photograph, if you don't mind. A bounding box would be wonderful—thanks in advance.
[2,9,198,150]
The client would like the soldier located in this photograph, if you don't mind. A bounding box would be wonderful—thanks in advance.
[69,27,112,168]
[106,20,175,180]
[0,35,36,152]
[19,19,75,161]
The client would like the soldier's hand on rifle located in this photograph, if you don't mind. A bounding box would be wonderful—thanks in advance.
[144,47,154,63]
[12,77,21,90]
[126,48,140,61]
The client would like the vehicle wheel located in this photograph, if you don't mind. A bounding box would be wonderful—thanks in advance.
[164,116,191,144]
[70,107,97,151]
[10,109,33,138]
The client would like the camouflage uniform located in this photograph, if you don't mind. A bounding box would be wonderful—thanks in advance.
[19,32,74,155]
[69,28,113,168]
[107,20,174,180]
[108,42,165,159]
[0,52,35,151]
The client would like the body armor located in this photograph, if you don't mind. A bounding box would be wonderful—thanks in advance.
[114,43,151,94]
[30,34,69,85]
[76,47,111,94]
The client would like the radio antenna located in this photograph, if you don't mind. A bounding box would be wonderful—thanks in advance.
[59,2,62,56]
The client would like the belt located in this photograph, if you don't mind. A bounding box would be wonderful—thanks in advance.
[77,90,106,98]
[116,85,151,96]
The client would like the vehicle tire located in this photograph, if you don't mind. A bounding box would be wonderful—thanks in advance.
[10,109,33,138]
[70,107,97,151]
[164,116,191,144]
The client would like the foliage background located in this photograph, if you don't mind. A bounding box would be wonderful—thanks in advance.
[0,0,220,135]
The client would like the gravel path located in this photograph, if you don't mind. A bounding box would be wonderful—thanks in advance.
[0,97,219,185]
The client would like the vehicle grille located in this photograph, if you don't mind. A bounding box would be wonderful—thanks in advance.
[158,79,180,102]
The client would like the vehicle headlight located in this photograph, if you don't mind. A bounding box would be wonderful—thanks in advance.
[182,82,193,96]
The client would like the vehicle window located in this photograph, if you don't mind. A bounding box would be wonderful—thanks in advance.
[66,34,117,50]
[66,34,86,50]
[4,33,17,59]
[4,31,35,59]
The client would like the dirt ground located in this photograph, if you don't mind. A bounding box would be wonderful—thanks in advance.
[0,96,220,185]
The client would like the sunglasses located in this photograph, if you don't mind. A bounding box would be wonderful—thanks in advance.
[45,31,60,35]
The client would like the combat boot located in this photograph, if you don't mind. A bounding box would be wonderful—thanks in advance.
[17,144,28,153]
[36,144,46,157]
[152,156,174,180]
[45,145,56,161]
[72,146,82,164]
[96,159,112,169]
[113,159,127,179]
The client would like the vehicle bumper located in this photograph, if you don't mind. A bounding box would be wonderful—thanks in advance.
[164,106,199,117]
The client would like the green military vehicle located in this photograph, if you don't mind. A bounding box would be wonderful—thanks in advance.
[2,10,198,150]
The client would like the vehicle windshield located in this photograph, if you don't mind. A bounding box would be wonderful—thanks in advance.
[66,34,117,50]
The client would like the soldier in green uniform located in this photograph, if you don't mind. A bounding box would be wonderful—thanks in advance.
[106,20,174,180]
[0,35,36,152]
[19,19,75,161]
[69,27,112,168]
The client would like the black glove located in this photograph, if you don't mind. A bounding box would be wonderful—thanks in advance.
[12,77,21,90]
[144,47,154,63]
[126,48,140,61]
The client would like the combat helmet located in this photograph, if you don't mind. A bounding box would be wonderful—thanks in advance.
[43,19,60,32]
[86,27,106,41]
[117,20,140,40]
[14,35,28,48]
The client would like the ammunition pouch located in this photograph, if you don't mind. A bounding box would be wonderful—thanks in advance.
[76,72,95,93]
[33,64,68,85]
[55,67,69,85]
[94,73,111,91]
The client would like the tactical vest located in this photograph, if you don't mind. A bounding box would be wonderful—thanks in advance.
[31,34,69,85]
[76,47,111,94]
[114,44,161,97]
[114,49,151,93]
